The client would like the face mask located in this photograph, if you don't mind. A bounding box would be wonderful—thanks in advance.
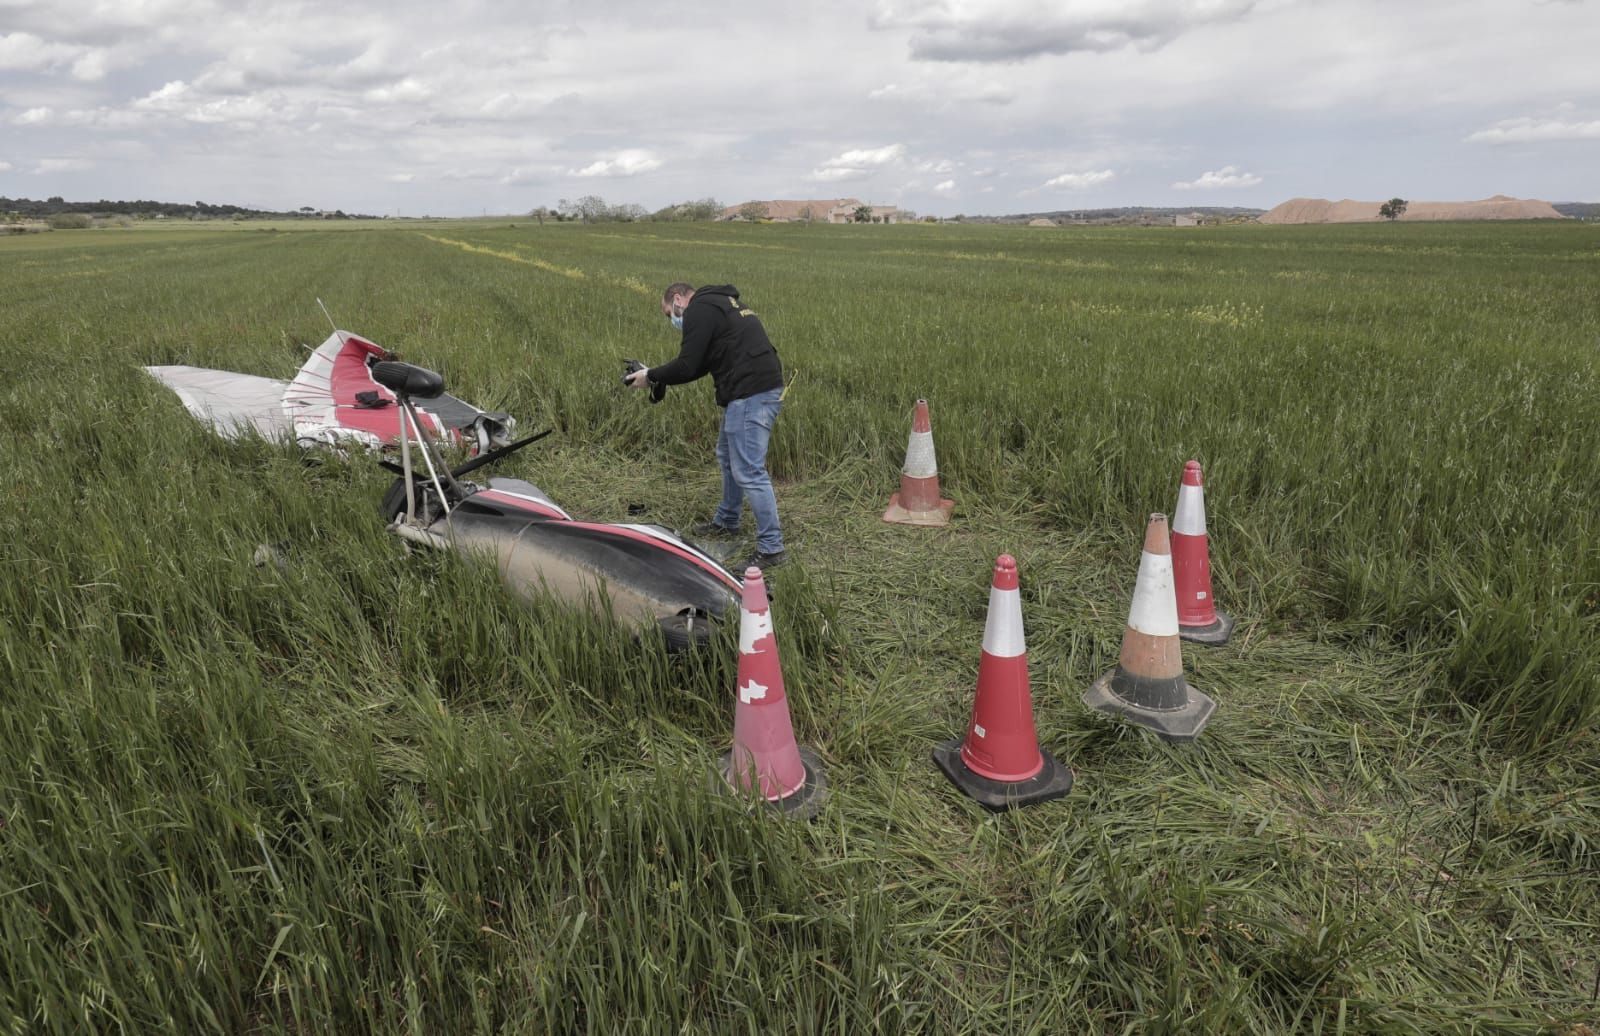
[669,313,684,331]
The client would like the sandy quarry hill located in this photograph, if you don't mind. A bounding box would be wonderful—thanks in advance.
[1260,195,1567,224]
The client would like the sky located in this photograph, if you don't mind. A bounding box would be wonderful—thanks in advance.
[2,0,1597,217]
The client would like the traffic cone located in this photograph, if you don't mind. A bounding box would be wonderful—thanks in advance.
[932,555,1074,811]
[1083,514,1216,743]
[883,399,954,526]
[716,566,827,819]
[1172,460,1234,646]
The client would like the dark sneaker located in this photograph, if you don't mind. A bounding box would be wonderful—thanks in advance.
[687,520,740,539]
[736,549,787,572]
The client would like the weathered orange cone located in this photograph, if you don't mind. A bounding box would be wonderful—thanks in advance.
[717,566,826,819]
[1083,514,1216,743]
[932,555,1074,811]
[1173,461,1234,645]
[883,399,954,526]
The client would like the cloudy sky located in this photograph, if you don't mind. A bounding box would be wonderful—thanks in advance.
[2,0,1596,216]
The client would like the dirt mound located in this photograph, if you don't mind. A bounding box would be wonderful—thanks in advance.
[1260,196,1566,224]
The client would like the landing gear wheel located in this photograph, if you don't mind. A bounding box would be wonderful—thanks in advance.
[658,610,714,653]
[379,477,410,523]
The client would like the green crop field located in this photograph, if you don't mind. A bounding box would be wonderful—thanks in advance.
[2,218,1597,1033]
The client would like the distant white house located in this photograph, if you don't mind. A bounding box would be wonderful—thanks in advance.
[1175,213,1202,227]
[827,203,902,224]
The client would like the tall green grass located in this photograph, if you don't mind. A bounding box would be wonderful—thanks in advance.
[1,220,1596,1031]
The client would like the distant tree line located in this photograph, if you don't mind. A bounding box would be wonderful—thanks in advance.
[529,196,722,224]
[0,196,377,219]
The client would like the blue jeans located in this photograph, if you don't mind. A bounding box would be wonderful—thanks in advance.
[714,388,784,554]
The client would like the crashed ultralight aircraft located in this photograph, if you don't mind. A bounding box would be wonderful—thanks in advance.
[145,331,740,649]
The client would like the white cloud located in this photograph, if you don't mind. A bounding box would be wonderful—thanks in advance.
[1172,165,1262,189]
[808,166,872,183]
[479,93,527,118]
[1043,169,1115,189]
[967,82,1015,104]
[872,0,1258,62]
[364,77,431,104]
[870,80,1014,104]
[1,0,216,42]
[34,157,93,173]
[26,106,148,129]
[0,161,12,172]
[386,172,414,183]
[809,142,906,183]
[1,0,1596,216]
[933,179,956,195]
[184,92,298,126]
[70,49,108,81]
[0,32,83,71]
[1465,115,1600,144]
[571,150,662,177]
[827,144,905,167]
[135,81,189,110]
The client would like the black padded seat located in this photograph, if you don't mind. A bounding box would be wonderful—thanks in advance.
[371,361,445,399]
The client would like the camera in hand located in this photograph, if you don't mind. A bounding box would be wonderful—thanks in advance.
[623,359,667,404]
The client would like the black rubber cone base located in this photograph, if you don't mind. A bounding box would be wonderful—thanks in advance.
[715,745,827,821]
[931,740,1074,812]
[1180,608,1235,646]
[1082,670,1216,744]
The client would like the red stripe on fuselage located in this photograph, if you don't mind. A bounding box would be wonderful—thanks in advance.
[562,521,740,590]
[473,489,571,520]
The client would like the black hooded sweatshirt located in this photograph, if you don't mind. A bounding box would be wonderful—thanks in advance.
[649,285,783,407]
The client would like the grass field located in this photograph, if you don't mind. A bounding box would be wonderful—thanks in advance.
[1,217,1597,1033]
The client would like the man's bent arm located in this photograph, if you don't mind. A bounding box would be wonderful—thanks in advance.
[647,315,714,385]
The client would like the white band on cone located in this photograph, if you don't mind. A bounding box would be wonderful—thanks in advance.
[1173,483,1207,536]
[739,607,774,655]
[903,430,938,478]
[1127,551,1180,637]
[982,586,1026,657]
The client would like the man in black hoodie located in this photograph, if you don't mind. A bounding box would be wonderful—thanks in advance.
[626,282,787,567]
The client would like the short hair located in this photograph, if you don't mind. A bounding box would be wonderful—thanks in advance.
[662,282,693,304]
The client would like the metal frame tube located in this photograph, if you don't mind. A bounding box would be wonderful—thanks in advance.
[401,399,452,517]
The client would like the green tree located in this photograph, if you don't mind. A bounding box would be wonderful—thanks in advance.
[558,196,611,222]
[738,201,769,222]
[1379,197,1408,221]
[852,204,872,223]
[650,198,720,222]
